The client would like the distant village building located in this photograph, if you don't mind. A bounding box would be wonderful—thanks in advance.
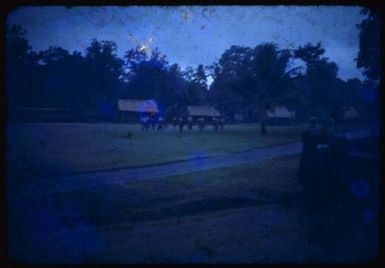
[117,99,159,123]
[265,106,296,125]
[343,106,360,120]
[186,106,221,121]
[342,106,361,126]
[233,113,244,123]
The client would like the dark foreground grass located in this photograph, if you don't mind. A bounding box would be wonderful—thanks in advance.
[51,155,301,227]
[7,154,301,262]
[7,154,379,263]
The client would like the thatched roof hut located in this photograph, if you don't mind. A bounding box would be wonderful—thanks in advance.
[186,106,221,117]
[266,106,296,119]
[117,99,159,114]
[265,106,296,125]
[343,106,360,119]
[117,99,159,123]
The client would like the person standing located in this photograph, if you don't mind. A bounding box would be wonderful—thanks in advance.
[143,116,150,131]
[187,116,193,130]
[140,116,146,131]
[172,117,178,128]
[157,116,164,132]
[163,116,169,129]
[178,117,185,133]
[150,115,156,130]
[198,117,205,132]
[219,117,225,130]
[212,117,218,130]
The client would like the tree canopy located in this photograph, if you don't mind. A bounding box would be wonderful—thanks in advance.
[211,43,300,134]
[6,23,372,129]
[356,9,381,82]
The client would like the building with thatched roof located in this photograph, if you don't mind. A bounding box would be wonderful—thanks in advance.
[266,106,296,125]
[186,106,221,119]
[233,113,244,122]
[117,99,159,123]
[343,106,360,120]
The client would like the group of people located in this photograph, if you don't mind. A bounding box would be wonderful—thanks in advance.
[140,115,165,131]
[140,115,226,133]
[171,116,226,133]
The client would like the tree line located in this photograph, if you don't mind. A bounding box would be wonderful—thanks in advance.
[6,8,379,133]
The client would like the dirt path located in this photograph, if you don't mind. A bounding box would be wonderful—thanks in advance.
[46,129,372,192]
[9,129,377,263]
[48,141,301,192]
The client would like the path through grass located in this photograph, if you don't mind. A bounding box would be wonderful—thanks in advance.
[50,154,301,227]
[7,123,305,176]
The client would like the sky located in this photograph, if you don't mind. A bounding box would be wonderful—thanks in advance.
[8,6,366,81]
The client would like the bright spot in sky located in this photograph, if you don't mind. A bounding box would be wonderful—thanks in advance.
[138,44,152,57]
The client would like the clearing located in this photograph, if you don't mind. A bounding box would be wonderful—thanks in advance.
[7,123,305,176]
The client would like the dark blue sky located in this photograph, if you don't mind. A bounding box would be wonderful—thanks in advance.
[8,6,365,81]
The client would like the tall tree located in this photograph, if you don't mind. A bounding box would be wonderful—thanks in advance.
[192,64,208,104]
[213,44,300,134]
[164,64,190,115]
[356,8,380,127]
[193,64,207,88]
[294,42,325,71]
[36,46,76,108]
[208,62,251,119]
[85,39,124,102]
[356,9,381,82]
[124,47,171,108]
[6,24,36,112]
[295,42,340,118]
[183,65,208,105]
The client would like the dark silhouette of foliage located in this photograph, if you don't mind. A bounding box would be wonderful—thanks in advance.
[294,42,341,118]
[124,47,169,104]
[85,39,124,101]
[356,9,381,81]
[212,43,300,134]
[6,23,370,125]
[6,24,35,112]
[294,42,325,71]
[183,64,209,105]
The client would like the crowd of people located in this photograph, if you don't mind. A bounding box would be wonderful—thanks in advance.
[140,115,226,133]
[140,115,165,131]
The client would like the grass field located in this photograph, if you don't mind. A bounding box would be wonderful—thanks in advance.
[7,123,306,176]
[7,122,377,263]
[8,153,378,263]
[8,155,303,262]
[53,154,302,227]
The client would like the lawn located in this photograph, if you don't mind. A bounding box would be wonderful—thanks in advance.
[8,154,378,263]
[7,155,303,262]
[52,154,302,227]
[8,122,376,263]
[7,122,306,176]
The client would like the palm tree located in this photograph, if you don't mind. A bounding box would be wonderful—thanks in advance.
[214,43,301,134]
